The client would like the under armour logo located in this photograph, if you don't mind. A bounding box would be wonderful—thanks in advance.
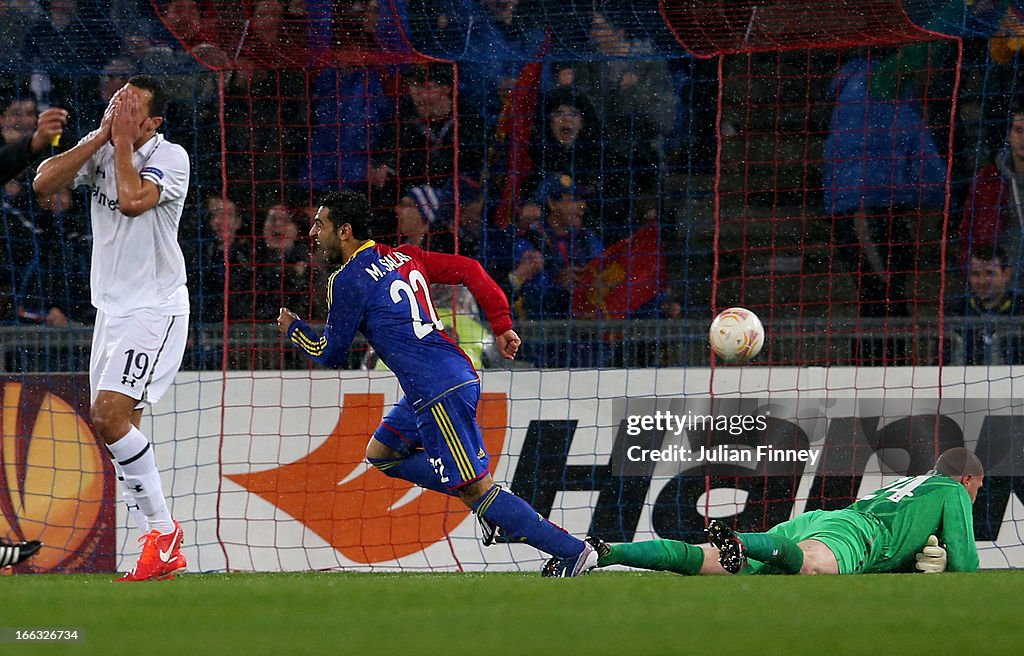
[131,484,143,493]
[121,377,136,387]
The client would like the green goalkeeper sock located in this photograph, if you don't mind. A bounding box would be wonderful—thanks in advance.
[736,532,804,574]
[599,539,705,575]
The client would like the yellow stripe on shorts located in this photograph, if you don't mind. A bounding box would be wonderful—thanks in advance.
[432,404,474,482]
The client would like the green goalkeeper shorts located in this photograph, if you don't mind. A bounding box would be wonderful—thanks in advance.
[743,509,887,575]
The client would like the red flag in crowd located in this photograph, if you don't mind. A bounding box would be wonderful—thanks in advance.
[493,34,550,228]
[572,223,665,319]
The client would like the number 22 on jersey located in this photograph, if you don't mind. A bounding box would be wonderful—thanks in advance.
[389,269,443,339]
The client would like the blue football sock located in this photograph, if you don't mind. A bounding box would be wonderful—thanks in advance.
[367,451,456,496]
[472,485,584,559]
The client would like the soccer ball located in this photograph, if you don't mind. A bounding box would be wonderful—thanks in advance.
[709,307,764,363]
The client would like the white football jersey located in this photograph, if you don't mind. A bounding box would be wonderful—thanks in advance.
[73,131,190,316]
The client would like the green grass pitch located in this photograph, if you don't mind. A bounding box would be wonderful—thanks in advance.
[3,570,1021,655]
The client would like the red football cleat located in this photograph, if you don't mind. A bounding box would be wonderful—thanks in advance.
[115,522,186,582]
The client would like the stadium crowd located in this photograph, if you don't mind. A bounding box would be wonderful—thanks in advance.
[3,0,1024,369]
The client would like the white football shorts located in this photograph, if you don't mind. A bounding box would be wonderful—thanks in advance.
[90,308,188,407]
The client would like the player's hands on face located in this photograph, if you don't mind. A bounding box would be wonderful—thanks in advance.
[277,307,300,335]
[99,85,127,141]
[914,535,947,573]
[30,107,69,153]
[111,89,144,146]
[496,329,521,360]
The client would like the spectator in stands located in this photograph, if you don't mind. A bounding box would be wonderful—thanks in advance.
[946,244,1024,365]
[530,87,600,189]
[824,58,946,354]
[0,0,38,71]
[160,0,217,50]
[184,194,255,326]
[98,58,135,102]
[504,243,552,321]
[307,0,397,195]
[2,180,88,317]
[2,168,29,319]
[1,95,67,183]
[18,0,120,115]
[157,0,232,71]
[370,64,482,202]
[140,4,228,158]
[23,0,122,106]
[535,172,603,294]
[433,175,489,260]
[432,284,496,369]
[421,175,519,293]
[969,1,1024,66]
[507,173,603,321]
[429,0,545,122]
[1,94,69,324]
[557,10,679,160]
[218,1,309,208]
[309,65,393,196]
[959,104,1024,270]
[530,86,629,240]
[39,185,90,315]
[254,203,309,321]
[109,0,162,41]
[508,174,612,368]
[243,0,308,63]
[326,0,381,50]
[222,64,309,209]
[116,2,220,122]
[396,184,455,253]
[3,187,91,326]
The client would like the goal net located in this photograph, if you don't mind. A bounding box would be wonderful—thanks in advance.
[0,0,1020,573]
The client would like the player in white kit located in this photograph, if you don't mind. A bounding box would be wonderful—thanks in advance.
[34,76,190,581]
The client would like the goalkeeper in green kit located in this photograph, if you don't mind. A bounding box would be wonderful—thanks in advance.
[591,447,983,575]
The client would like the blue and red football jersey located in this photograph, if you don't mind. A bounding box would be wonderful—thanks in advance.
[288,241,513,410]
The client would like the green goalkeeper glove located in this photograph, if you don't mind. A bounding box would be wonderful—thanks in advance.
[914,535,947,573]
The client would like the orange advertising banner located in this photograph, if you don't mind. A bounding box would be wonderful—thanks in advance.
[227,392,508,564]
[0,376,116,573]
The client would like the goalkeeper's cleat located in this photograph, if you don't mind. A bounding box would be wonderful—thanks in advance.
[540,541,599,578]
[115,521,186,582]
[0,539,42,567]
[706,519,747,574]
[586,536,611,564]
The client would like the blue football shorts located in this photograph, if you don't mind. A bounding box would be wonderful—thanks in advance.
[372,381,490,490]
